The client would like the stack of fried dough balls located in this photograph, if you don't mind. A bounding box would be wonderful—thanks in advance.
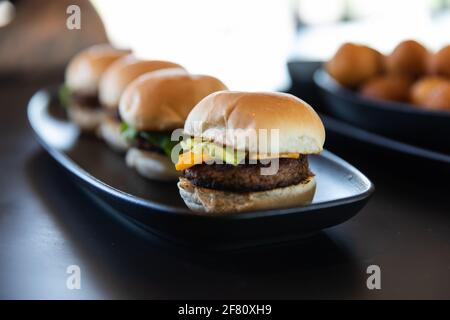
[326,40,450,111]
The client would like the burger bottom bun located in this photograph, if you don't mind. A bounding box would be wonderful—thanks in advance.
[97,116,129,152]
[125,148,180,181]
[178,176,316,215]
[67,104,105,132]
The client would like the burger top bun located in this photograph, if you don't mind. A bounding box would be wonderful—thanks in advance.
[65,44,130,95]
[184,91,325,155]
[119,68,227,131]
[98,55,184,110]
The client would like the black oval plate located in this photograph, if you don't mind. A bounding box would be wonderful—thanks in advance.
[27,88,374,250]
[314,69,450,153]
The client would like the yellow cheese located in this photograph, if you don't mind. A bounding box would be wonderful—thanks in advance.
[175,150,215,170]
[176,150,300,170]
[249,153,300,160]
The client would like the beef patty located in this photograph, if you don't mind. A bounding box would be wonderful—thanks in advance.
[183,156,312,192]
[133,135,165,154]
[71,92,100,109]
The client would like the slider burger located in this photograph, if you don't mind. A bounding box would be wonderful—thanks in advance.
[119,69,227,181]
[64,44,130,131]
[176,91,325,214]
[98,55,183,152]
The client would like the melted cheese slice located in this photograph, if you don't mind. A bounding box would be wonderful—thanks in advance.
[175,150,213,171]
[175,150,300,170]
[248,153,300,160]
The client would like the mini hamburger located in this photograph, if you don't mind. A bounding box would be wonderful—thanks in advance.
[98,55,184,152]
[64,44,130,131]
[176,91,325,214]
[119,69,227,181]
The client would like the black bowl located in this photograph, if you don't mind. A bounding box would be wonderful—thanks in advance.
[314,69,450,153]
[27,88,374,250]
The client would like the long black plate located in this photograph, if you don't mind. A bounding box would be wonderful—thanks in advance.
[27,88,374,249]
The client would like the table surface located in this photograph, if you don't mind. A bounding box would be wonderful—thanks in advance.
[1,76,450,300]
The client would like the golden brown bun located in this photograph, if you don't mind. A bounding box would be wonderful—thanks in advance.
[65,44,130,95]
[98,55,184,110]
[183,91,325,154]
[428,45,450,77]
[178,176,316,215]
[385,40,428,77]
[97,116,130,152]
[326,43,383,88]
[119,69,227,131]
[423,83,450,111]
[410,76,449,106]
[126,148,180,181]
[360,74,413,102]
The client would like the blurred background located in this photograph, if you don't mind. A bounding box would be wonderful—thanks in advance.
[0,0,449,89]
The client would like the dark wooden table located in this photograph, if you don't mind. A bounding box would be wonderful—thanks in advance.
[1,76,449,299]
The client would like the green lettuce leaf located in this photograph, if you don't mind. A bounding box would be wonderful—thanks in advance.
[181,137,246,165]
[139,131,179,157]
[120,123,178,157]
[58,84,71,108]
[120,122,138,141]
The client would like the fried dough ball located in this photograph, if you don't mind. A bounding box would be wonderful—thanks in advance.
[360,74,413,102]
[423,83,450,111]
[410,76,449,106]
[428,45,450,77]
[326,43,383,88]
[385,40,428,77]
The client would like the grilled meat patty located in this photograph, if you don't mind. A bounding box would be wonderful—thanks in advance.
[71,93,100,109]
[183,156,312,192]
[134,135,165,154]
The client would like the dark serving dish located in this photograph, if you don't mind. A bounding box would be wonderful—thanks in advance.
[286,60,450,171]
[27,88,374,250]
[321,113,450,172]
[314,69,450,153]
